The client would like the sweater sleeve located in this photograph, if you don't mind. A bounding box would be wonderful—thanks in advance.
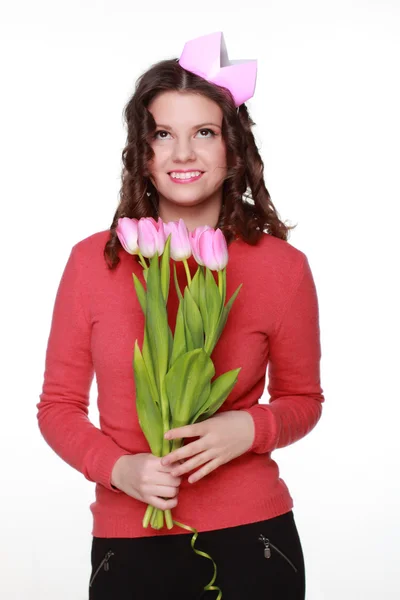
[242,254,325,454]
[36,244,131,492]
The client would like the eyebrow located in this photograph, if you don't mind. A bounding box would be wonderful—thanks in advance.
[155,122,222,130]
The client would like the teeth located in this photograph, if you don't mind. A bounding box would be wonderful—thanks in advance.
[170,171,202,179]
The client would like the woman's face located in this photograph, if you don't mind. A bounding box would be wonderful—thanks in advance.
[147,91,227,211]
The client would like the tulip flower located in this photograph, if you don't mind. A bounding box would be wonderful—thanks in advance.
[163,218,193,286]
[138,217,166,259]
[198,228,228,271]
[116,217,139,255]
[163,218,192,262]
[189,225,212,266]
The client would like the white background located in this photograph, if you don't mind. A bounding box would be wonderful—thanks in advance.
[1,1,399,598]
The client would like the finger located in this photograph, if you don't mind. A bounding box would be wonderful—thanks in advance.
[156,472,182,487]
[157,461,182,474]
[188,457,221,484]
[148,495,178,511]
[171,450,214,477]
[151,484,180,499]
[164,423,202,441]
[161,440,205,467]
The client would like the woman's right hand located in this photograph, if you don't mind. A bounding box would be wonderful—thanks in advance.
[110,453,182,511]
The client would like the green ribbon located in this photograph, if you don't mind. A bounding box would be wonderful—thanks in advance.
[173,519,223,599]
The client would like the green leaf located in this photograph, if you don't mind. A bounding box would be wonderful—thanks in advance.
[184,313,195,352]
[183,287,204,349]
[160,235,171,303]
[190,378,212,423]
[173,263,183,302]
[167,325,174,366]
[164,348,215,428]
[189,266,201,307]
[141,327,159,408]
[133,340,163,456]
[170,301,187,368]
[132,273,146,315]
[215,283,243,345]
[146,252,169,392]
[205,267,223,333]
[191,367,241,424]
[197,267,210,337]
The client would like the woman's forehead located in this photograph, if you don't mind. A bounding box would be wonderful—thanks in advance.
[148,91,223,125]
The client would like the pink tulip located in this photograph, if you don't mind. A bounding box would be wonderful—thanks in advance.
[137,217,166,258]
[189,225,212,266]
[198,228,228,271]
[163,218,192,261]
[116,217,139,255]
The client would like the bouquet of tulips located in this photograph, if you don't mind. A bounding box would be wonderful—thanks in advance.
[116,216,242,531]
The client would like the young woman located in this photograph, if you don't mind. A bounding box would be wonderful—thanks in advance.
[37,33,324,599]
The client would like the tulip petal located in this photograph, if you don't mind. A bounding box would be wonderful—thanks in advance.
[156,224,166,257]
[116,217,139,254]
[190,225,211,266]
[177,219,192,260]
[138,219,155,258]
[198,229,218,271]
[213,229,229,270]
[164,219,191,261]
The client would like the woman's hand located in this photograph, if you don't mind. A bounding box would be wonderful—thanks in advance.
[111,453,183,510]
[161,410,255,484]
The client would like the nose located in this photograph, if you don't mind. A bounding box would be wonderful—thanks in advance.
[171,137,196,163]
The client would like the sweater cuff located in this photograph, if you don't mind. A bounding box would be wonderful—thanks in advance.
[241,404,280,454]
[91,444,132,493]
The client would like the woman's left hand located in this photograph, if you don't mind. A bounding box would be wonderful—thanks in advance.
[160,410,255,484]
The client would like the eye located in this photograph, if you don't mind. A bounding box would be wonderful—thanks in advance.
[196,128,216,138]
[153,130,171,140]
[153,128,217,140]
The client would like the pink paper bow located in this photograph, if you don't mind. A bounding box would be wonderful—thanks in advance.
[179,31,257,107]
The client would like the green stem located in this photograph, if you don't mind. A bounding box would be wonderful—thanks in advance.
[165,509,174,529]
[183,258,192,287]
[171,438,183,452]
[161,380,171,456]
[143,504,154,528]
[218,269,223,297]
[137,251,148,269]
[157,509,164,529]
[150,508,164,530]
[151,508,159,528]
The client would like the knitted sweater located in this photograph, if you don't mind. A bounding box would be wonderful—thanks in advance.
[37,229,325,538]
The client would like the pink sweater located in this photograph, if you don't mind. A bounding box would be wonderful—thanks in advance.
[37,230,325,538]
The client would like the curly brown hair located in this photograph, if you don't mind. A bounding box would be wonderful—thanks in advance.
[104,58,296,269]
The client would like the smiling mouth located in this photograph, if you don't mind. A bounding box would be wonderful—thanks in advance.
[168,171,205,183]
[167,171,205,175]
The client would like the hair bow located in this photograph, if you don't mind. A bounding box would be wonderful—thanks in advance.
[178,31,257,107]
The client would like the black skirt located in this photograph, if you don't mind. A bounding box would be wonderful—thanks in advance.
[88,510,305,600]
